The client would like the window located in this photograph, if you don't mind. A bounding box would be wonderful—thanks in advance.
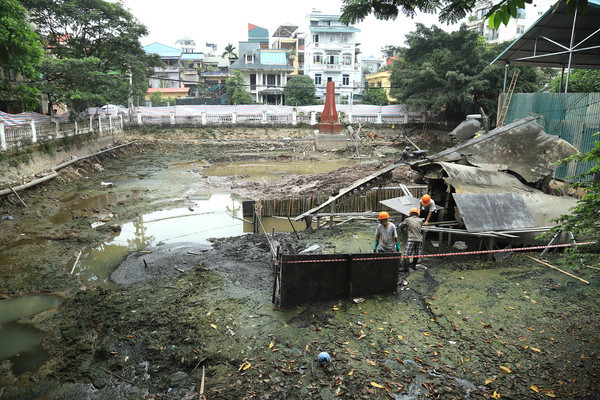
[312,34,319,44]
[321,20,330,26]
[342,35,348,43]
[342,74,349,86]
[486,29,499,41]
[516,8,526,18]
[326,55,336,64]
[476,8,486,19]
[314,74,322,85]
[342,54,352,65]
[245,54,255,64]
[313,54,322,64]
[329,34,337,43]
[517,25,525,34]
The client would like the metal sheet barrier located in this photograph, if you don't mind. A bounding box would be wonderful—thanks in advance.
[274,253,400,307]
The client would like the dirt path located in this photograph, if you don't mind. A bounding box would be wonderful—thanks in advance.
[0,130,599,399]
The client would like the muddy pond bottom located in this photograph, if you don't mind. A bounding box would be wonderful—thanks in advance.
[77,193,303,287]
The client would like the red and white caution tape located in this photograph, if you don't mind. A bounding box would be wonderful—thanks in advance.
[280,241,596,264]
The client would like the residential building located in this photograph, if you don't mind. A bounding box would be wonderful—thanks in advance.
[248,23,269,49]
[176,37,196,53]
[145,87,190,103]
[365,70,396,102]
[229,42,295,105]
[465,0,555,42]
[303,10,361,103]
[272,24,306,75]
[143,42,182,89]
[361,55,383,91]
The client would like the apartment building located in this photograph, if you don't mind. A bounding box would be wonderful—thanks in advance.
[272,24,305,76]
[466,0,556,42]
[303,10,361,102]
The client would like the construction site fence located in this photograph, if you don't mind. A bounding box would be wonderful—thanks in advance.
[0,114,124,152]
[246,186,427,218]
[503,92,600,181]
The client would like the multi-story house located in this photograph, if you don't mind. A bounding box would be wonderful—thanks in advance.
[229,42,295,105]
[466,0,555,42]
[365,70,397,102]
[272,24,306,76]
[143,42,183,89]
[303,10,361,103]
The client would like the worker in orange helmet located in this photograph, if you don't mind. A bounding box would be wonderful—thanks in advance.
[397,207,424,270]
[374,211,400,252]
[419,194,436,226]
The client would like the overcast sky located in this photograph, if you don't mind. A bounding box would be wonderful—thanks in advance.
[117,0,459,58]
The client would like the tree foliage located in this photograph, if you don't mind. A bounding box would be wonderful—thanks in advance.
[226,71,253,105]
[21,0,161,116]
[550,132,600,251]
[340,0,589,28]
[549,69,600,93]
[0,0,44,111]
[284,75,317,106]
[222,44,237,59]
[362,87,389,105]
[388,24,541,122]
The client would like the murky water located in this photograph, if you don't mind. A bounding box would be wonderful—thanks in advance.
[0,295,63,375]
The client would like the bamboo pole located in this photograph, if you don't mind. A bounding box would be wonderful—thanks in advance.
[525,255,590,285]
[70,250,82,274]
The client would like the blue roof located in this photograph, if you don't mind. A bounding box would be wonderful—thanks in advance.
[180,53,204,61]
[143,42,182,58]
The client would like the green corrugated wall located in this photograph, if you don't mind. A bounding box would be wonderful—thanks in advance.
[504,92,600,181]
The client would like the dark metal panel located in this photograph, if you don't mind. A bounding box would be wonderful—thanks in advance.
[277,253,399,307]
[453,193,536,232]
[349,254,399,297]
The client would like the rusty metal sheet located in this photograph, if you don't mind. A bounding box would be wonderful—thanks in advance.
[452,193,536,232]
[417,118,579,183]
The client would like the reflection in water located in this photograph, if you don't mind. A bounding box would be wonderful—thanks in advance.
[48,192,127,224]
[78,194,247,286]
[0,295,63,375]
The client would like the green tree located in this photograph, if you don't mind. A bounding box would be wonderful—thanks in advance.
[549,69,600,93]
[21,0,160,116]
[149,91,167,107]
[362,87,389,105]
[0,0,44,111]
[339,0,589,30]
[284,75,317,106]
[550,132,600,252]
[388,24,541,122]
[226,71,253,105]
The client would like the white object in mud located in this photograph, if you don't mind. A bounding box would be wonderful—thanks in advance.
[299,244,320,254]
[453,241,468,250]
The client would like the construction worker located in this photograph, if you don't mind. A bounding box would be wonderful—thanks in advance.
[419,194,436,225]
[374,211,400,253]
[398,208,424,270]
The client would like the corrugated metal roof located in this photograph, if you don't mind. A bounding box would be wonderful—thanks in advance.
[492,0,600,69]
[143,42,182,58]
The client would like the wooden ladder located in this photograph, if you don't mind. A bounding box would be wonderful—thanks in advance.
[497,69,519,127]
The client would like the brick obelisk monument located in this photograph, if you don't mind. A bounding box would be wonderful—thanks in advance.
[314,81,346,150]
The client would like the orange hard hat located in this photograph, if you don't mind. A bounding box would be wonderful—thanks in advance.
[421,194,431,205]
[409,208,420,216]
[378,211,390,220]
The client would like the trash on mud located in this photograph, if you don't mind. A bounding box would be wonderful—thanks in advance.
[299,244,320,254]
[453,241,468,250]
[91,221,105,228]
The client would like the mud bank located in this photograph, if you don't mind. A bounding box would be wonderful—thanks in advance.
[1,130,599,399]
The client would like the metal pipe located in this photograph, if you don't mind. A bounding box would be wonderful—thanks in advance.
[565,7,579,93]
